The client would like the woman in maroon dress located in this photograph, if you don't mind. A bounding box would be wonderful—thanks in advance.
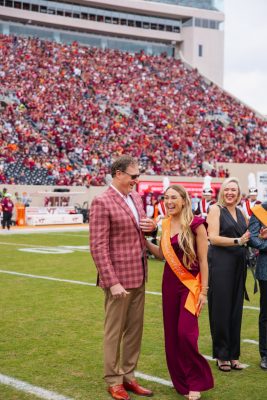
[146,185,214,400]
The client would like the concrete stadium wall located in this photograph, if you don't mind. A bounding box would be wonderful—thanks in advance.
[181,24,224,85]
[0,184,90,207]
[1,175,221,207]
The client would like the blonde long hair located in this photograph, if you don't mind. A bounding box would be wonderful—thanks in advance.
[217,177,241,207]
[164,185,196,269]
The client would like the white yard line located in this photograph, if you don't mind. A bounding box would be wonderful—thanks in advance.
[0,242,88,252]
[0,270,96,287]
[0,226,88,235]
[135,371,173,387]
[0,270,162,293]
[243,339,259,345]
[145,290,162,296]
[0,241,62,247]
[243,305,260,311]
[0,373,74,400]
[43,234,88,238]
[0,271,262,307]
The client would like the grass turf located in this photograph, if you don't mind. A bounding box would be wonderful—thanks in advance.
[0,231,265,399]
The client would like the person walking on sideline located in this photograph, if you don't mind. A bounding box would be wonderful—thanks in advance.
[90,155,155,400]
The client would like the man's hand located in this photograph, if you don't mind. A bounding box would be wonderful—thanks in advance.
[140,218,157,233]
[259,227,267,239]
[110,283,129,298]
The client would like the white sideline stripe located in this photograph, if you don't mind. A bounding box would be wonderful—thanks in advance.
[45,234,88,238]
[0,271,262,308]
[243,339,259,345]
[243,306,260,311]
[0,270,162,294]
[0,373,74,400]
[135,371,173,387]
[145,290,162,296]
[202,355,214,361]
[0,270,96,287]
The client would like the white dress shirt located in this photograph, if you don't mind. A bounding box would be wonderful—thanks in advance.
[110,184,139,224]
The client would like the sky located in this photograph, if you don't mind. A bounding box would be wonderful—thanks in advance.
[223,0,267,116]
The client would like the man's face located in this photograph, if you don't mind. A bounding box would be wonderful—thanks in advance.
[116,164,140,195]
[203,194,212,201]
[250,195,257,202]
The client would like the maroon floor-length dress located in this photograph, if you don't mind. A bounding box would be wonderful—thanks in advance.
[162,216,214,395]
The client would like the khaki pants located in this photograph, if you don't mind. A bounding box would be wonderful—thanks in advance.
[103,284,145,386]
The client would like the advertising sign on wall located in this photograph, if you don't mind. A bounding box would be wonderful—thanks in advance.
[257,172,267,202]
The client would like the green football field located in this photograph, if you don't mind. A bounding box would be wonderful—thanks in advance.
[0,229,266,400]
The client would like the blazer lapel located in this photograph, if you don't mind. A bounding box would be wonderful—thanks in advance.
[109,187,139,229]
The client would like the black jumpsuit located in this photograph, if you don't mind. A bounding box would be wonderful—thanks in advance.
[208,206,247,360]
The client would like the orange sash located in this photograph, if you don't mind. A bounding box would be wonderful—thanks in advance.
[161,217,201,316]
[251,204,267,226]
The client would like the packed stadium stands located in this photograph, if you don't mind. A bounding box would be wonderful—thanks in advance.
[0,34,266,186]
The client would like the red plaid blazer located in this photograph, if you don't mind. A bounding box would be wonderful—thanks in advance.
[90,186,148,289]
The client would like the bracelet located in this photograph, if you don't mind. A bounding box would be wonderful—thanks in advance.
[200,286,209,295]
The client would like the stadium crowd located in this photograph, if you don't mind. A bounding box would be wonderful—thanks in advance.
[0,35,266,186]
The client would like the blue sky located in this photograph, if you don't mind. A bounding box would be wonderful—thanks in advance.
[224,0,267,115]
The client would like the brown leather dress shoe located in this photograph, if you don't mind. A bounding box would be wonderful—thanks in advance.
[124,380,153,397]
[108,384,130,400]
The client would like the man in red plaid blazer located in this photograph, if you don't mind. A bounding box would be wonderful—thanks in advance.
[90,155,155,400]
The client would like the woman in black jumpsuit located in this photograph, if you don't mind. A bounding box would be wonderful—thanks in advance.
[207,178,250,371]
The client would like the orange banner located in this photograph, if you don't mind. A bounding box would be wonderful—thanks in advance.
[251,204,267,226]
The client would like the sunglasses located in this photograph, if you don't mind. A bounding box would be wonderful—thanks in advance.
[122,171,140,180]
